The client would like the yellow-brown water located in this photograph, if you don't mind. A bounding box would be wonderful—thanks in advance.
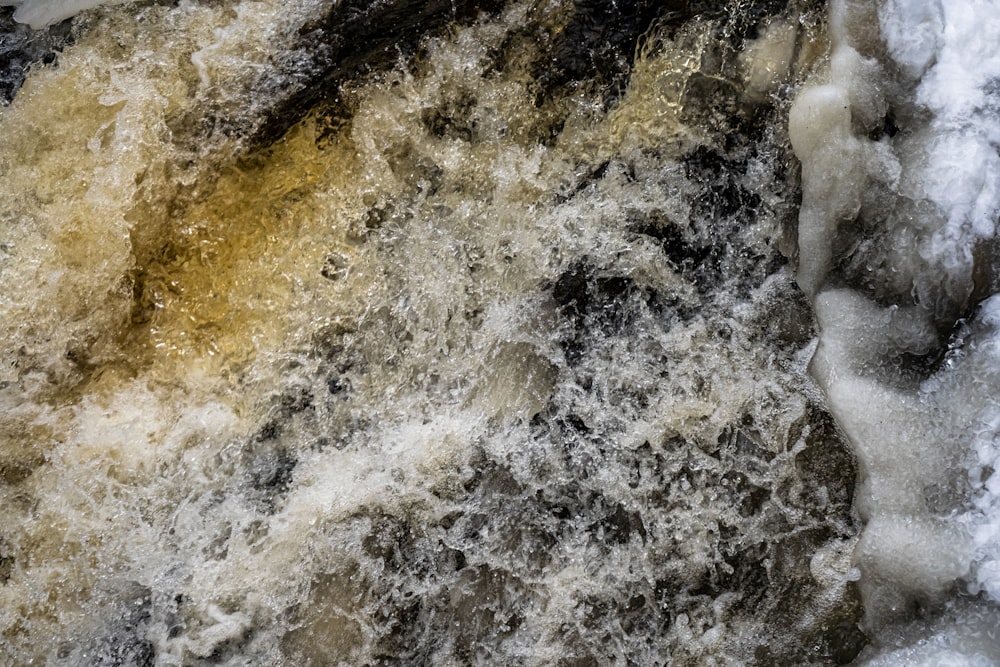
[0,1,887,664]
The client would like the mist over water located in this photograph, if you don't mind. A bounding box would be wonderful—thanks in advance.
[0,0,997,664]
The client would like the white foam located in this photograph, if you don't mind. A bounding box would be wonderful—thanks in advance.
[877,0,943,79]
[0,0,124,28]
[886,0,1000,283]
[792,0,1000,660]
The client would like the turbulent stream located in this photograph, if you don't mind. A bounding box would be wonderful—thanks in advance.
[0,0,999,664]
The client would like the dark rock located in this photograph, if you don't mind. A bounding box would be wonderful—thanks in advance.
[250,0,509,147]
[538,0,725,103]
[244,437,298,513]
[0,7,74,105]
[90,584,156,667]
[551,259,674,365]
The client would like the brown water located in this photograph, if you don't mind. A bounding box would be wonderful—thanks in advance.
[0,1,893,664]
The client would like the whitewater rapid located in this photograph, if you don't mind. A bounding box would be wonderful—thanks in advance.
[0,0,999,664]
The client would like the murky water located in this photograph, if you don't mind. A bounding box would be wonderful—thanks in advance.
[1,0,997,664]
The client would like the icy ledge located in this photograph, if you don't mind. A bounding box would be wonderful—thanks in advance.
[790,0,1000,661]
[0,0,120,28]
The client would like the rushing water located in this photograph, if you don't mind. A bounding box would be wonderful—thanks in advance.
[0,0,997,664]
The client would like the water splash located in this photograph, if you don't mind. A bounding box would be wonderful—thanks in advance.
[0,1,877,664]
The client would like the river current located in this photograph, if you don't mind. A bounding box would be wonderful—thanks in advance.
[0,0,997,664]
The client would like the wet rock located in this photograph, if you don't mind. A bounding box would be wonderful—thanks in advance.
[75,584,156,667]
[250,0,509,147]
[0,7,73,105]
[244,441,297,513]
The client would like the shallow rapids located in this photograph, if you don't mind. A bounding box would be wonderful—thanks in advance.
[0,0,996,664]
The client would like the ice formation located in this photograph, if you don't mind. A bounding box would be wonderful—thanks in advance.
[791,0,1000,661]
[0,0,122,28]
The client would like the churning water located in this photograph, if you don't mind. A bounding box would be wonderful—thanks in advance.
[0,0,998,664]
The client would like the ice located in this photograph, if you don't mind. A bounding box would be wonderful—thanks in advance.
[877,0,943,79]
[0,0,123,28]
[791,0,1000,661]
